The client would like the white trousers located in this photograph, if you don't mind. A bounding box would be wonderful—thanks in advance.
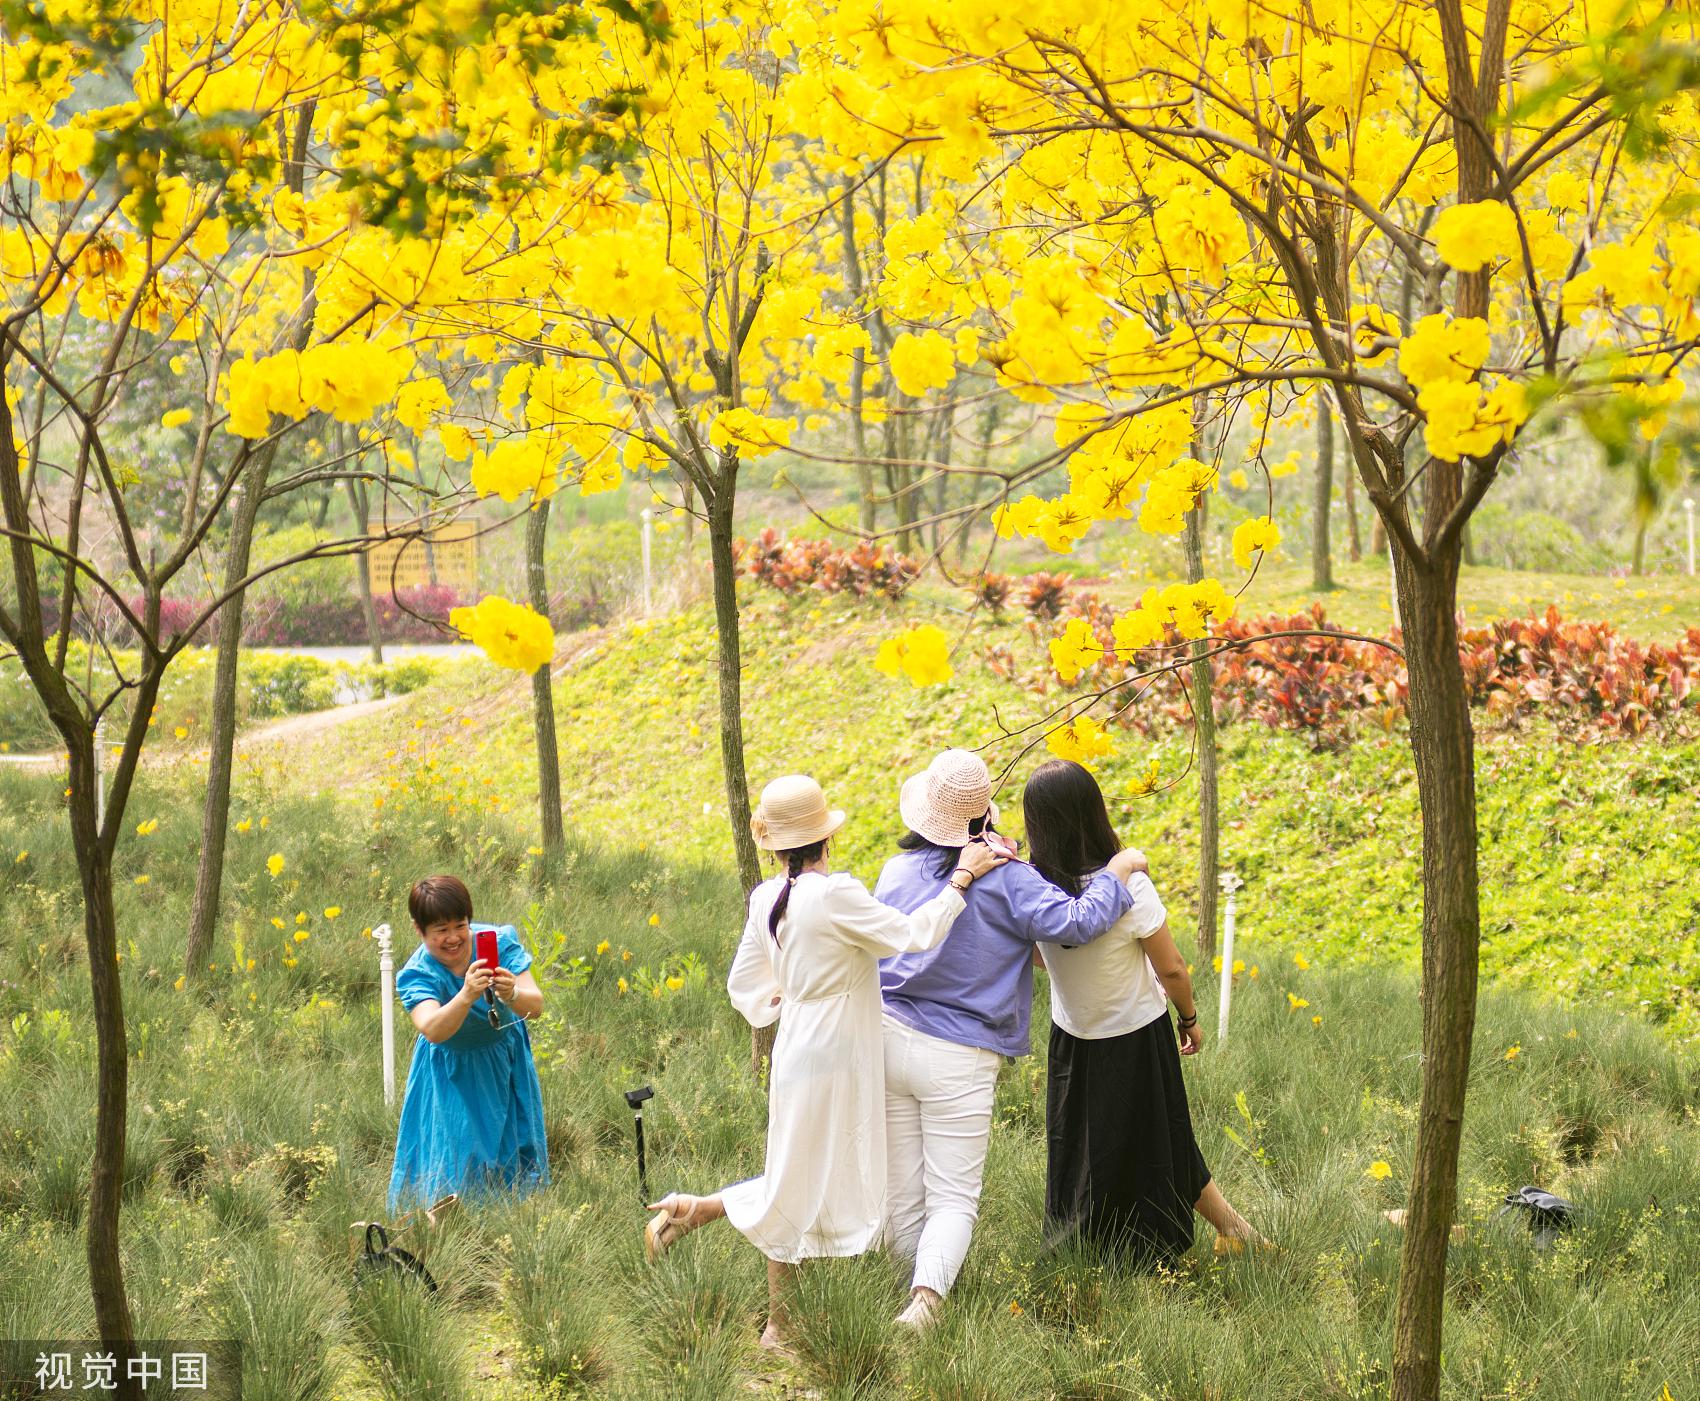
[881,1013,1002,1296]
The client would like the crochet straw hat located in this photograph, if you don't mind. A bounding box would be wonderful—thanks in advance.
[899,749,1001,848]
[750,775,847,851]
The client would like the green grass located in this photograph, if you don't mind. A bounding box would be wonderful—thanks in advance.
[272,586,1700,1041]
[1,766,1697,1399]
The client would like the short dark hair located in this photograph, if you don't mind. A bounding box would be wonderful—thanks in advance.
[1023,760,1121,894]
[409,874,473,929]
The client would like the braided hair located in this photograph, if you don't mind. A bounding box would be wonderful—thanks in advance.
[767,838,828,945]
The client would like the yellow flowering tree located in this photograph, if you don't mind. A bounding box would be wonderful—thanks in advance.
[0,0,660,1356]
[788,4,1700,1397]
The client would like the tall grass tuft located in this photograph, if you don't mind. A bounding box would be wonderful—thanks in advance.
[213,1236,345,1401]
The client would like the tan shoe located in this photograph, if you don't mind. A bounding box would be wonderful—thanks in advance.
[644,1193,704,1262]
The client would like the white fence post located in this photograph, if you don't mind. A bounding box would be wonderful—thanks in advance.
[94,715,107,829]
[375,923,396,1108]
[640,507,653,616]
[1217,871,1243,1046]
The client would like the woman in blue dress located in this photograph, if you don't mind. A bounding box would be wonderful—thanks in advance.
[388,874,549,1213]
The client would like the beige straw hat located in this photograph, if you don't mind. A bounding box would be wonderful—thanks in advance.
[899,749,1001,848]
[750,774,847,851]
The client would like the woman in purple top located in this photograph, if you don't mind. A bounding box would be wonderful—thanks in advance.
[874,749,1143,1328]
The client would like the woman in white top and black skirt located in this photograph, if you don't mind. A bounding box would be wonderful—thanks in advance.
[1025,759,1264,1265]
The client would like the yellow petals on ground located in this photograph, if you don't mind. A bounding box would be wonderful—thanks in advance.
[875,624,954,687]
[323,906,342,919]
[135,819,159,836]
[648,913,661,927]
[1505,1044,1521,1061]
[1367,1161,1393,1181]
[235,819,252,834]
[596,939,611,954]
[1288,993,1310,1011]
[1232,516,1281,570]
[450,596,555,672]
[267,854,285,877]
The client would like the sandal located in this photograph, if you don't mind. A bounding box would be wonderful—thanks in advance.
[644,1193,703,1262]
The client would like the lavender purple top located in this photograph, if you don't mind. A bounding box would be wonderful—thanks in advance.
[875,849,1135,1057]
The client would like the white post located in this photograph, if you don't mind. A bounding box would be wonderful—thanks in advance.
[1685,498,1695,578]
[375,923,396,1108]
[93,714,107,830]
[1216,871,1243,1046]
[640,507,653,616]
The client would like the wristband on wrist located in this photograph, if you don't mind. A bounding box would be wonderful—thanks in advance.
[1177,1010,1199,1027]
[950,870,973,891]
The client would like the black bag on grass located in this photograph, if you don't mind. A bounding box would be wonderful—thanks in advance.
[354,1222,439,1292]
[1497,1186,1576,1249]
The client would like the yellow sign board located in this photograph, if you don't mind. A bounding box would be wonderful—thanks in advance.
[368,522,479,596]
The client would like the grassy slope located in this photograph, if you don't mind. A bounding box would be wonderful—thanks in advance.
[281,585,1700,1041]
[1,767,1696,1400]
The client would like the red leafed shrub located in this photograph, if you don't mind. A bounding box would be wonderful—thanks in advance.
[733,531,918,598]
[1020,572,1072,620]
[975,572,1013,616]
[1019,600,1698,744]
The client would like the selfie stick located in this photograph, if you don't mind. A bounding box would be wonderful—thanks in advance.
[374,923,396,1107]
[1217,872,1243,1046]
[624,1086,655,1203]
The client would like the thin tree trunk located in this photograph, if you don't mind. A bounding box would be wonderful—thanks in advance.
[526,499,565,872]
[345,475,383,665]
[67,738,137,1390]
[184,462,270,976]
[1343,456,1363,562]
[1631,517,1647,576]
[1313,402,1336,592]
[706,480,769,1072]
[1184,498,1219,962]
[706,484,761,897]
[1388,542,1481,1401]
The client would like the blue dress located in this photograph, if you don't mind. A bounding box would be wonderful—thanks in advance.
[388,925,549,1213]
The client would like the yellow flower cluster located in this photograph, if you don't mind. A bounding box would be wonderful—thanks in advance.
[708,408,792,458]
[1232,517,1281,571]
[1430,200,1521,273]
[1048,617,1101,684]
[1045,715,1115,769]
[888,330,957,396]
[875,624,954,687]
[226,343,414,439]
[470,437,559,504]
[449,596,556,673]
[1107,580,1237,659]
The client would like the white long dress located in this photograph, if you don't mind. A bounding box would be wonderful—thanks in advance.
[722,869,967,1262]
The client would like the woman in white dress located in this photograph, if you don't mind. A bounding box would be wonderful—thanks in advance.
[642,774,1006,1348]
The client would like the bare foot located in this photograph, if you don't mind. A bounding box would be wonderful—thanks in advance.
[758,1322,796,1355]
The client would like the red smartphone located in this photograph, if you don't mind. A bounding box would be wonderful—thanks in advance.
[475,929,500,975]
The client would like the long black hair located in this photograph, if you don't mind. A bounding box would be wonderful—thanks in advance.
[767,838,828,943]
[1023,759,1121,895]
[896,812,994,879]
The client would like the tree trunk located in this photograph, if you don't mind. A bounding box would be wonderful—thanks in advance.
[346,476,383,665]
[526,499,565,873]
[1183,500,1219,962]
[1313,402,1336,592]
[184,464,270,977]
[67,738,138,1391]
[707,483,772,1074]
[705,484,761,898]
[1343,450,1364,562]
[1631,516,1647,576]
[1388,543,1481,1401]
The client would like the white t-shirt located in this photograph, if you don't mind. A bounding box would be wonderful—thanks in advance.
[1039,872,1170,1039]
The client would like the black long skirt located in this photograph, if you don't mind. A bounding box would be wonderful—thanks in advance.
[1044,1012,1212,1268]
